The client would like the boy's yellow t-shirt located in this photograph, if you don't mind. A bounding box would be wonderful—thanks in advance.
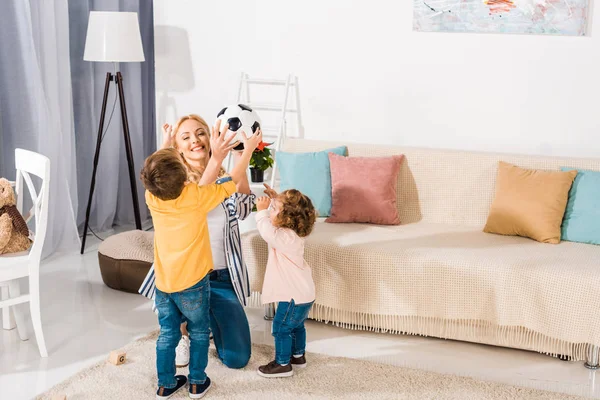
[145,179,236,293]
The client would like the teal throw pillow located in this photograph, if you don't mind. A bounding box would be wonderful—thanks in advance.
[560,167,600,245]
[276,146,348,217]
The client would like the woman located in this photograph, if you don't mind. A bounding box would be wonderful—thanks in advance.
[139,114,255,369]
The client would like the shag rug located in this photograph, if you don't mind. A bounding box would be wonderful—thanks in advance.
[37,331,587,400]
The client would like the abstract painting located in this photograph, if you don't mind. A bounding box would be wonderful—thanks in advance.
[413,0,589,36]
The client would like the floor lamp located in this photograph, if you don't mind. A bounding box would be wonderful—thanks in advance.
[80,11,145,254]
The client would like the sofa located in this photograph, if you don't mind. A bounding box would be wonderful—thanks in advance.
[241,138,600,366]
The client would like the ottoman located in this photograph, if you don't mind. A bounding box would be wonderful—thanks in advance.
[97,230,154,293]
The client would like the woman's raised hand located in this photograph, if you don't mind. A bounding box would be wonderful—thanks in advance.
[240,128,263,152]
[161,123,174,148]
[210,119,238,162]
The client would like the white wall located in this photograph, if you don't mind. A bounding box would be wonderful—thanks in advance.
[153,0,600,158]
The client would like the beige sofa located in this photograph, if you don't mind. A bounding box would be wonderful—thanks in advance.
[241,139,600,366]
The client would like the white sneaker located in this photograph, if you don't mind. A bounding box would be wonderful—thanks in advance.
[175,335,190,368]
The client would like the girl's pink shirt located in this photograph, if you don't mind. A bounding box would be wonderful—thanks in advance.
[255,210,316,305]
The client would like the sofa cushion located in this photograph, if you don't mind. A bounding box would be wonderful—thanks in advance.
[326,153,403,225]
[560,167,600,245]
[276,146,347,217]
[483,161,577,244]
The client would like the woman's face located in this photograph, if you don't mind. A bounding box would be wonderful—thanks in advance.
[174,119,210,164]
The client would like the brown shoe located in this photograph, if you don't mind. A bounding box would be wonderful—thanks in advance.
[257,360,293,378]
[290,354,306,368]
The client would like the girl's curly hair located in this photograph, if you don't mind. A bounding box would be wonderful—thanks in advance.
[274,189,317,237]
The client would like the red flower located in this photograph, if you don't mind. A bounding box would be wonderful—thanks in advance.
[255,141,273,152]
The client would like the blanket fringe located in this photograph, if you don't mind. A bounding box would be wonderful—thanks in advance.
[247,292,263,308]
[247,292,597,362]
[309,303,596,361]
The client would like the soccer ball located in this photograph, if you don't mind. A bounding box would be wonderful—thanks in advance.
[216,104,261,150]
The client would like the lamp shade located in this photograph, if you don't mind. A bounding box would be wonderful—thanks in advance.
[83,11,145,62]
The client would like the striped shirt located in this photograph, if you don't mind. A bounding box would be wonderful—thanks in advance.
[139,191,256,306]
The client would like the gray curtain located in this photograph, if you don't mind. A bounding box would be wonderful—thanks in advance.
[0,0,80,256]
[68,0,156,233]
[0,0,155,257]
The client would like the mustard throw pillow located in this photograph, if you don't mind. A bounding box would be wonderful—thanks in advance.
[483,161,577,244]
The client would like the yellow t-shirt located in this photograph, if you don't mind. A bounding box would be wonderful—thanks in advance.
[145,179,236,293]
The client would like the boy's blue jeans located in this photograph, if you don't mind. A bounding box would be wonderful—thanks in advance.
[272,299,314,365]
[155,275,210,388]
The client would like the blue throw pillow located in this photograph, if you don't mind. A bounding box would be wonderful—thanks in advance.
[276,146,348,217]
[560,167,600,245]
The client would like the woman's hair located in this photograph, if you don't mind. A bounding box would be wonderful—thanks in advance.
[140,148,187,200]
[170,114,226,184]
[273,189,317,237]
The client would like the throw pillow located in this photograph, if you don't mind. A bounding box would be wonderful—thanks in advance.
[560,167,600,245]
[276,146,348,217]
[325,153,403,225]
[483,161,577,244]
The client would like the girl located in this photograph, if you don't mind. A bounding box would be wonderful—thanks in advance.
[254,189,317,378]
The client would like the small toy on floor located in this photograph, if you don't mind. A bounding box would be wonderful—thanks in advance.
[108,350,126,365]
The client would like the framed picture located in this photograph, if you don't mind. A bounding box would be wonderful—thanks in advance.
[413,0,590,36]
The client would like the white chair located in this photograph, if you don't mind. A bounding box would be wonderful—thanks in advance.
[0,149,50,357]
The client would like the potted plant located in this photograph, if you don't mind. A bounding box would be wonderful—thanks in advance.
[249,141,274,183]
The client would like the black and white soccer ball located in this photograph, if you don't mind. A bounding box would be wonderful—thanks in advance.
[216,104,261,150]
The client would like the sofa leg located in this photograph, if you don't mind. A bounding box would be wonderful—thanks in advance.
[264,303,275,321]
[585,345,600,370]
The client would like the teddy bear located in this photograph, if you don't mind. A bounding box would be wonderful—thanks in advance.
[0,178,32,255]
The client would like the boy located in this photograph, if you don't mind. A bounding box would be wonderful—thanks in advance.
[141,132,259,399]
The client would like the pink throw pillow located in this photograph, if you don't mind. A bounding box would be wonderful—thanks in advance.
[326,153,403,225]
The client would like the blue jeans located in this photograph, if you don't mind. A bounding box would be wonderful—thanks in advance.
[272,299,314,365]
[209,269,252,369]
[155,276,210,388]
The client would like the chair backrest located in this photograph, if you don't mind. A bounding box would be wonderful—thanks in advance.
[14,149,50,262]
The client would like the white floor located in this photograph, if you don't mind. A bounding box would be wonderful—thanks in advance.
[2,231,600,400]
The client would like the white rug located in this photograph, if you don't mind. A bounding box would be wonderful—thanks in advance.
[37,331,587,400]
